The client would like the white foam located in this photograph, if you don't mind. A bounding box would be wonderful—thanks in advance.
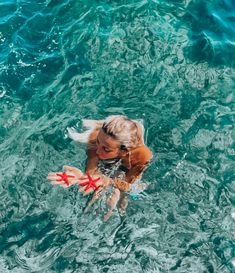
[67,127,91,143]
[231,211,235,220]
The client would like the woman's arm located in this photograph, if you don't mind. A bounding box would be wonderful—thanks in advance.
[114,163,148,191]
[85,147,99,174]
[85,150,151,191]
[85,129,100,174]
[114,147,153,191]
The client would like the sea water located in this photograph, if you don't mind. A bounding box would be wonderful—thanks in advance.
[0,0,235,272]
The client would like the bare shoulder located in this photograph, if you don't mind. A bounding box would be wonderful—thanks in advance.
[131,145,153,166]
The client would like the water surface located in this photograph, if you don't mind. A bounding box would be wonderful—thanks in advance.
[0,0,235,272]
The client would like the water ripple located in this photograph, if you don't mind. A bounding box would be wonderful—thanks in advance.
[0,0,234,272]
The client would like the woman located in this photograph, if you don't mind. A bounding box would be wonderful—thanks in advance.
[48,115,152,220]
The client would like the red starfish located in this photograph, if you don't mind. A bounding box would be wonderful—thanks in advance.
[56,172,75,186]
[79,173,100,191]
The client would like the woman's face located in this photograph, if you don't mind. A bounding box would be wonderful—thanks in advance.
[96,129,121,160]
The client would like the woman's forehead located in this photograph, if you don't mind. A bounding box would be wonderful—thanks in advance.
[98,130,120,148]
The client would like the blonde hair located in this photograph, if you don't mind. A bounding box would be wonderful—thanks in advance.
[67,115,145,150]
[101,115,144,149]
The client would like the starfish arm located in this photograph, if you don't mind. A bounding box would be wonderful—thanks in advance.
[77,174,100,192]
[67,175,75,178]
[86,174,92,180]
[55,172,75,185]
[64,179,69,185]
[85,184,91,191]
[79,181,89,186]
[93,177,100,183]
[56,178,63,182]
[92,184,98,190]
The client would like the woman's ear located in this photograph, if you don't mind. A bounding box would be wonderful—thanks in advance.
[119,145,128,156]
[120,144,127,151]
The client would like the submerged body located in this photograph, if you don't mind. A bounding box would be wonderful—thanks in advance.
[70,116,152,220]
[49,115,152,220]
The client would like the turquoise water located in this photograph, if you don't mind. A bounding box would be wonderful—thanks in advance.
[0,0,235,272]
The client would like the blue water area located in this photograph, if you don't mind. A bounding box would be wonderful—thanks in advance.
[0,0,235,272]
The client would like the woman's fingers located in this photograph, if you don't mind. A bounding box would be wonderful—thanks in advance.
[63,165,83,177]
[63,165,76,172]
[83,188,94,196]
[103,210,113,222]
[68,179,79,185]
[50,180,78,187]
[76,176,107,187]
[78,175,90,180]
[47,172,62,180]
[78,186,94,195]
[78,186,86,193]
[47,171,73,179]
[50,181,64,185]
[47,171,79,183]
[47,172,57,176]
[60,184,70,188]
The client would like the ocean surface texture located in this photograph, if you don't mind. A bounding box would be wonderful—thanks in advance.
[0,0,235,272]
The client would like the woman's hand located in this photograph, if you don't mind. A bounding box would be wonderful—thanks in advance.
[77,173,111,195]
[47,166,111,195]
[47,165,84,188]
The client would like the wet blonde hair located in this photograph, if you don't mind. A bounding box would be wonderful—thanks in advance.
[101,115,144,150]
[67,115,145,150]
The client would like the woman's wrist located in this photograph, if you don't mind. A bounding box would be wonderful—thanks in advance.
[112,178,130,192]
[96,174,112,187]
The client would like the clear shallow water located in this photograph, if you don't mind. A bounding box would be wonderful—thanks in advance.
[0,0,235,272]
